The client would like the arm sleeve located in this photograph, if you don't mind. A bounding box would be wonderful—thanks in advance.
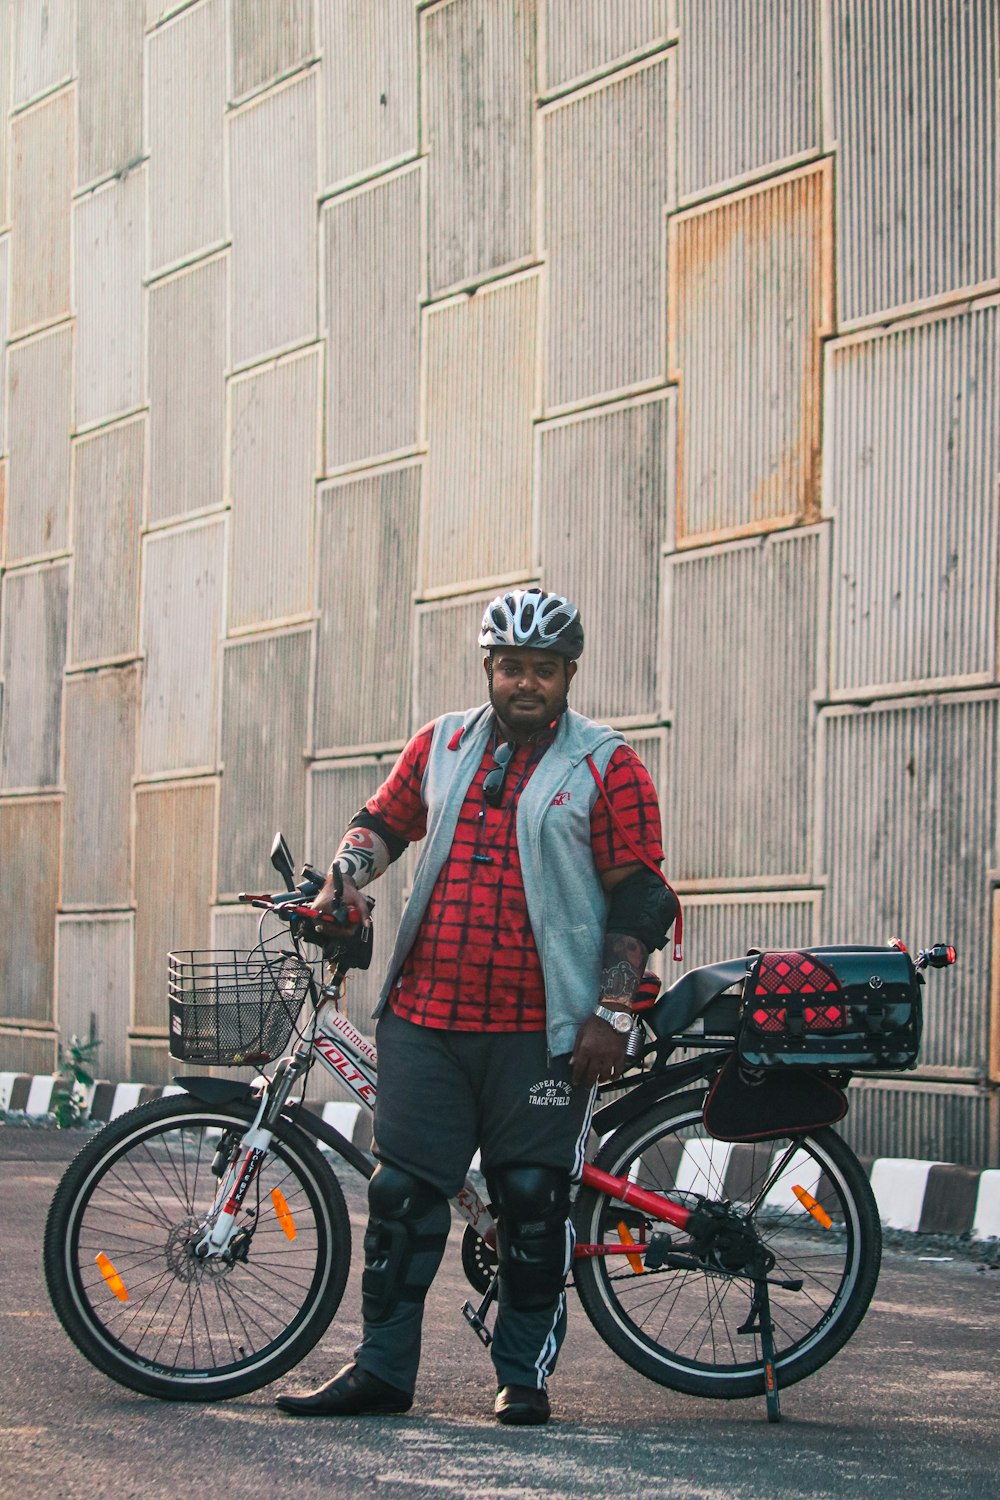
[589,744,665,875]
[362,722,435,843]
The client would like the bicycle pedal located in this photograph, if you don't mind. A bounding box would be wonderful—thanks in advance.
[461,1300,493,1347]
[772,1278,804,1292]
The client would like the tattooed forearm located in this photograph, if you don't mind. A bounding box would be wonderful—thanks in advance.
[330,827,390,890]
[599,933,647,1003]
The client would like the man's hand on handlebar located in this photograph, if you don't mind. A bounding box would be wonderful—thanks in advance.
[310,871,372,931]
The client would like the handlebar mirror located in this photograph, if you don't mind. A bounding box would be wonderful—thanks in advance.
[269,831,296,892]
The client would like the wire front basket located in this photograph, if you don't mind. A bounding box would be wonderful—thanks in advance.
[168,948,315,1065]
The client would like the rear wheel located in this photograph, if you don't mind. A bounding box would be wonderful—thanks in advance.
[573,1090,881,1399]
[44,1095,351,1400]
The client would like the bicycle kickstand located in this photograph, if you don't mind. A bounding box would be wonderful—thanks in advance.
[461,1272,498,1348]
[738,1274,781,1423]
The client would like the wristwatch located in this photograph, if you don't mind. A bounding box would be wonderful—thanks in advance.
[595,1005,633,1035]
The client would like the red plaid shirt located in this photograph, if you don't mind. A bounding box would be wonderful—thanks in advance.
[366,719,664,1032]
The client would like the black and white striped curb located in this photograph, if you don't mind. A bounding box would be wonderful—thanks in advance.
[3,1071,999,1242]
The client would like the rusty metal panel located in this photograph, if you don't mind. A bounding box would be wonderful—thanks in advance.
[62,667,138,906]
[229,347,319,629]
[139,518,225,774]
[229,72,317,366]
[323,163,422,469]
[0,562,68,789]
[217,627,312,897]
[148,254,227,524]
[309,758,408,1033]
[674,893,817,977]
[0,1028,58,1074]
[414,590,497,729]
[56,915,133,1079]
[6,325,73,562]
[669,161,832,543]
[543,54,671,409]
[147,0,226,274]
[70,418,144,665]
[74,168,146,426]
[830,0,998,325]
[819,695,998,1075]
[76,0,144,187]
[666,529,821,882]
[315,461,420,752]
[12,0,74,107]
[134,780,216,1029]
[0,236,8,453]
[230,0,314,100]
[840,1080,995,1172]
[537,391,673,720]
[677,0,817,197]
[0,797,60,1022]
[825,303,1000,696]
[423,0,535,294]
[543,1,671,91]
[319,0,417,188]
[421,273,538,591]
[9,88,74,334]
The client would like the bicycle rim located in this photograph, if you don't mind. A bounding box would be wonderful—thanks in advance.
[45,1098,350,1399]
[573,1091,880,1399]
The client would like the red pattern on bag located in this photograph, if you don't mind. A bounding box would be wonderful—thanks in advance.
[749,951,846,1033]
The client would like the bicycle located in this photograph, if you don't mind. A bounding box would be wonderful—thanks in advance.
[43,834,957,1421]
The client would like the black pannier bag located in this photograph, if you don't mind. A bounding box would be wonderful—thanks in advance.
[737,947,922,1072]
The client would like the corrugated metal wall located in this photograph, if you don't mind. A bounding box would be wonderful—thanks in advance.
[0,2,996,1165]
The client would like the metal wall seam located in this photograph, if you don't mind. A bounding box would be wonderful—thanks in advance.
[70,417,145,666]
[838,1078,996,1172]
[991,888,1000,1083]
[5,325,74,563]
[824,300,1000,696]
[309,758,409,1035]
[76,0,144,189]
[536,390,674,720]
[228,346,320,630]
[315,460,421,754]
[816,693,999,1074]
[319,0,418,192]
[0,561,69,791]
[677,0,818,201]
[0,4,9,226]
[9,88,74,336]
[541,0,673,96]
[61,666,139,906]
[55,914,134,1078]
[422,0,536,296]
[73,167,146,427]
[665,527,823,884]
[420,271,540,592]
[148,253,227,525]
[414,588,514,730]
[217,625,313,896]
[11,0,74,110]
[146,0,226,277]
[228,70,318,368]
[668,160,833,545]
[542,53,672,412]
[0,796,61,1025]
[830,0,999,327]
[139,516,226,775]
[133,778,218,1029]
[671,891,821,975]
[0,236,8,453]
[321,162,423,471]
[229,0,314,102]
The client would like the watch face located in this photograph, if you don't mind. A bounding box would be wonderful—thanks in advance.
[613,1012,632,1034]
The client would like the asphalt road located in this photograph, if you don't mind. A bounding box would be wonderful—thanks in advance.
[2,1127,998,1500]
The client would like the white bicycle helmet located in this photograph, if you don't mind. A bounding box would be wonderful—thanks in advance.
[478,588,584,660]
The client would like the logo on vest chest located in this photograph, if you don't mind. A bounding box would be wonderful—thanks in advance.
[529,1079,573,1107]
[550,791,571,806]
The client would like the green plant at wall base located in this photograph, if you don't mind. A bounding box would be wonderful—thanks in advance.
[52,1036,102,1128]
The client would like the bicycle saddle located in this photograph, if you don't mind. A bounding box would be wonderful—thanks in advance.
[649,959,748,1039]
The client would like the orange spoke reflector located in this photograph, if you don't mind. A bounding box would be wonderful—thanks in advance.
[95,1252,129,1301]
[272,1188,297,1240]
[616,1220,645,1274]
[792,1185,833,1229]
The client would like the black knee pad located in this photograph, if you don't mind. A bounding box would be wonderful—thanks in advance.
[362,1163,449,1325]
[490,1164,572,1311]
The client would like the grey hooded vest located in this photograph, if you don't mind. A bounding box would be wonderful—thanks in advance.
[375,704,625,1057]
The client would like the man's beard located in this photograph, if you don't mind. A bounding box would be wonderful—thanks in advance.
[488,676,570,735]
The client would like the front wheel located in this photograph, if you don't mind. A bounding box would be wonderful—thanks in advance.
[573,1089,881,1399]
[44,1095,351,1400]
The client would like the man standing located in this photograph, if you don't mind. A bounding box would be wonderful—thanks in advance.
[277,589,675,1425]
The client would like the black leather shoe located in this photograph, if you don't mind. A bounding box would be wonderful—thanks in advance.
[494,1384,551,1426]
[275,1362,413,1416]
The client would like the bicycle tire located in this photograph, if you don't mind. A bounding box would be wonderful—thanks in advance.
[573,1089,881,1399]
[44,1095,351,1401]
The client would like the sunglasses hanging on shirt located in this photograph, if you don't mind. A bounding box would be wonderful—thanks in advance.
[482,739,515,808]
